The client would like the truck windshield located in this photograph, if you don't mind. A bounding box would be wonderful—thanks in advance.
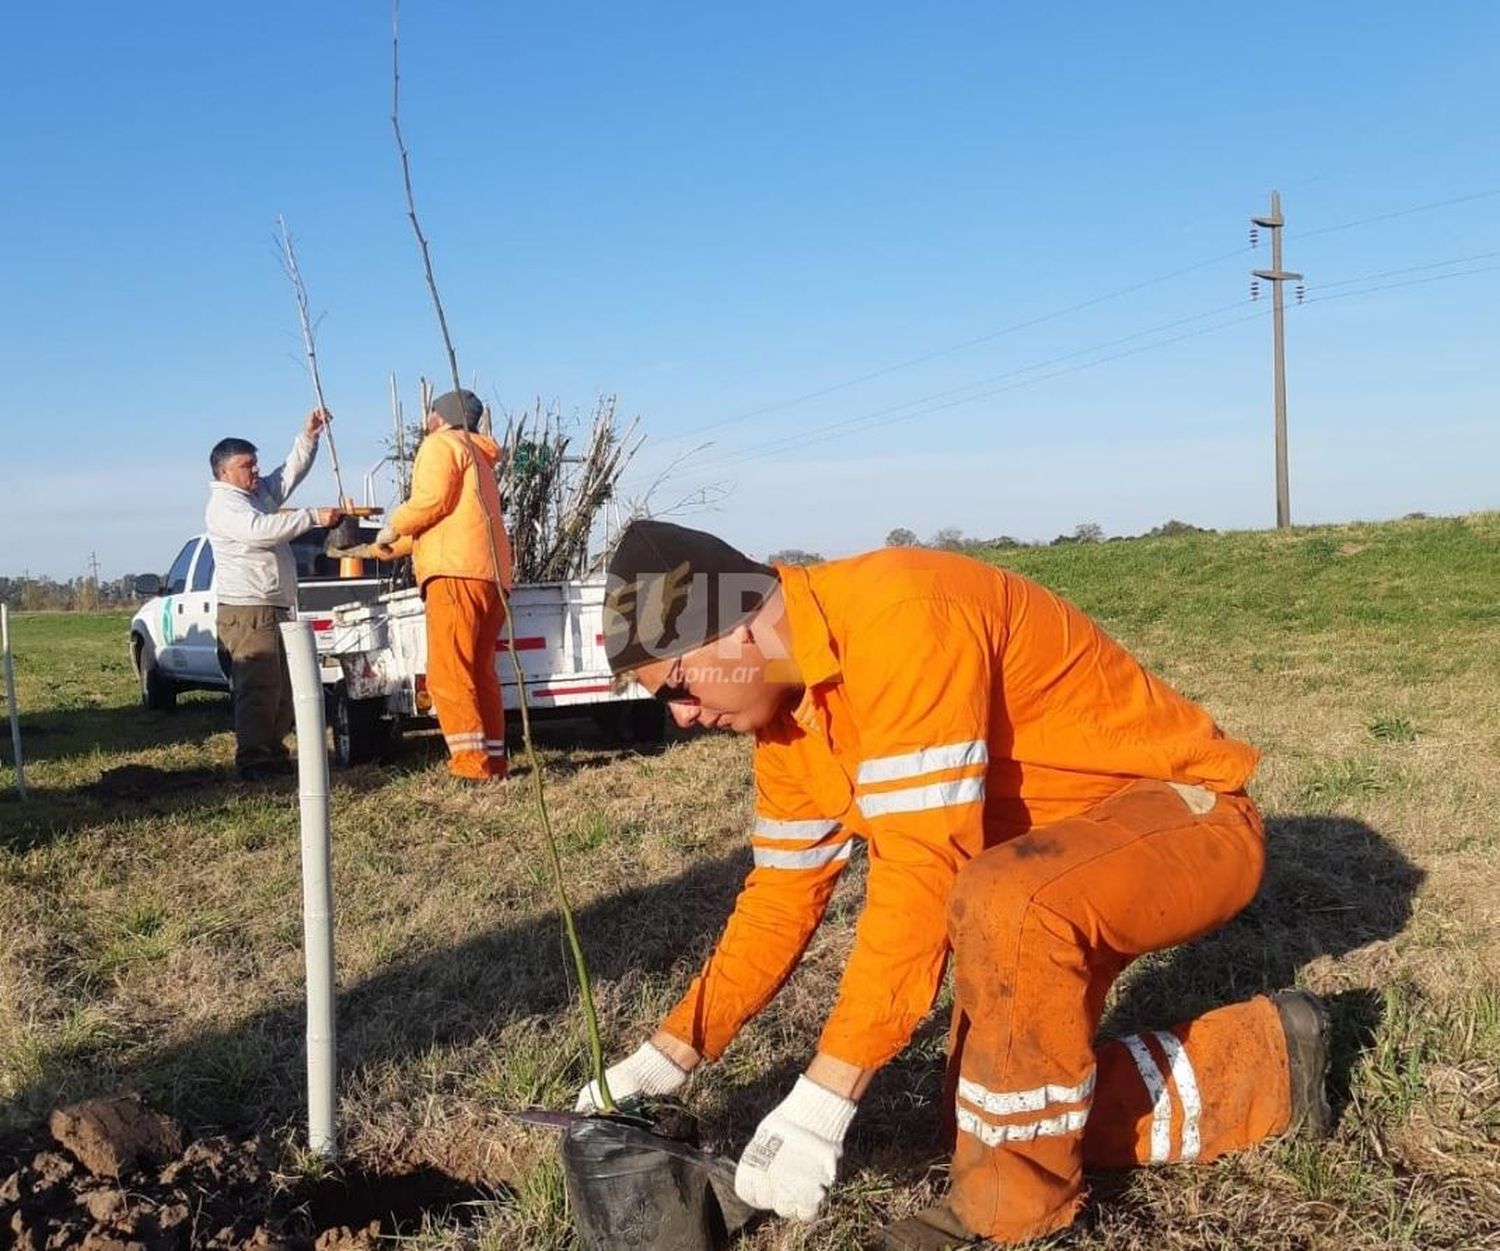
[291,529,340,581]
[290,523,391,581]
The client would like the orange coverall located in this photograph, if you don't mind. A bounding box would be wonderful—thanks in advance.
[388,428,514,780]
[660,549,1291,1242]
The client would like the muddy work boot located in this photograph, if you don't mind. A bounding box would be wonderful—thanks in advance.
[876,1204,981,1250]
[1274,988,1333,1138]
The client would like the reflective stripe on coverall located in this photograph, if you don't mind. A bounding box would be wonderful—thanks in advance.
[389,427,514,779]
[658,549,1290,1243]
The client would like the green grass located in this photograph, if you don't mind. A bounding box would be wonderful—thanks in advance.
[2,513,1499,1249]
[1368,715,1418,744]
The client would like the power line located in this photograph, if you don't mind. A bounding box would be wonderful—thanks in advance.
[1312,247,1500,291]
[661,246,1256,443]
[1303,261,1500,305]
[702,297,1255,465]
[1291,187,1500,242]
[691,261,1498,469]
[654,186,1500,450]
[704,308,1271,468]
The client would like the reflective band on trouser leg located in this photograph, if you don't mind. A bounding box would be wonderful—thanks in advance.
[1120,1033,1173,1163]
[426,576,499,781]
[945,856,1102,1243]
[1084,996,1292,1169]
[955,1070,1095,1149]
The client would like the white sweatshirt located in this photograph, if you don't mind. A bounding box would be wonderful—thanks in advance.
[204,431,320,609]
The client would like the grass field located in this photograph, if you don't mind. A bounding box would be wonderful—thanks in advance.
[2,513,1498,1248]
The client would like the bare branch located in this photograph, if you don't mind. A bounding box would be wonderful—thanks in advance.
[390,0,461,395]
[276,215,349,505]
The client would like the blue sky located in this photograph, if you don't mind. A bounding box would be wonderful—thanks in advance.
[2,2,1496,578]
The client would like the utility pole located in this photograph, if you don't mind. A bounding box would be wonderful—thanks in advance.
[1251,190,1303,529]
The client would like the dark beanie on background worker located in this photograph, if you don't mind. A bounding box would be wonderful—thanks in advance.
[603,520,777,674]
[431,389,485,430]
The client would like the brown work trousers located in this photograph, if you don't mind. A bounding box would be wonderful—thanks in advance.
[945,780,1291,1243]
[216,604,295,771]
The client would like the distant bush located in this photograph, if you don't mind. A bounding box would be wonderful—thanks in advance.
[885,528,919,548]
[931,527,966,551]
[1145,519,1211,538]
[1052,522,1105,546]
[768,548,824,566]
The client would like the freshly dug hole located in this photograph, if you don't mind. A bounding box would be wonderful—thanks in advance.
[299,1164,487,1238]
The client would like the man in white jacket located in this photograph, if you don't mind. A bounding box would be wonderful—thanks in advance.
[205,409,340,780]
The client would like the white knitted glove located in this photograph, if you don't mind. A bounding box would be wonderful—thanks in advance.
[734,1076,857,1221]
[574,1041,688,1113]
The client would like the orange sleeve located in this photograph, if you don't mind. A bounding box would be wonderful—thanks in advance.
[659,735,855,1060]
[389,436,461,537]
[816,596,997,1070]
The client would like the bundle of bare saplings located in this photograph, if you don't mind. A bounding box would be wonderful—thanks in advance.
[495,394,642,583]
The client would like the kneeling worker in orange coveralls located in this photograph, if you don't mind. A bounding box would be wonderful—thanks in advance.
[374,389,513,782]
[576,519,1332,1248]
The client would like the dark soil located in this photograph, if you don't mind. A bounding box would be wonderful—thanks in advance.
[2,1095,488,1251]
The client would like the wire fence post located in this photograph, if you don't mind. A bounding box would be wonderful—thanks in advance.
[2,604,25,800]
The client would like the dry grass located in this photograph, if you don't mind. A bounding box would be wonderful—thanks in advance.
[2,513,1499,1248]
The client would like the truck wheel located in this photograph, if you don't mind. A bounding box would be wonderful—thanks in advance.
[615,699,667,746]
[332,683,390,767]
[137,644,178,712]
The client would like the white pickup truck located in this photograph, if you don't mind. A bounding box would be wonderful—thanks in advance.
[128,527,392,711]
[320,577,664,766]
[129,536,663,765]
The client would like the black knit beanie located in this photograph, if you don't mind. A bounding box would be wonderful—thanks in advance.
[602,520,777,674]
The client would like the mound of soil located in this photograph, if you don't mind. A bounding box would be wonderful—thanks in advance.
[2,1094,483,1251]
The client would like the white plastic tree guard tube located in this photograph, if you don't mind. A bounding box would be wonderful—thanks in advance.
[280,619,337,1158]
[2,605,25,800]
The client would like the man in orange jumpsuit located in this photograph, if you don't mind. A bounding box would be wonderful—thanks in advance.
[375,389,513,782]
[577,519,1331,1247]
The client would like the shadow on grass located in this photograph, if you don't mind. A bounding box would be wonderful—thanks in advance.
[9,695,230,765]
[0,814,1418,1190]
[1102,814,1422,1034]
[0,847,754,1155]
[852,814,1419,1185]
[0,703,668,850]
[0,760,410,852]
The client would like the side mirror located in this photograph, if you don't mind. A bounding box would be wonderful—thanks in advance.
[134,573,163,597]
